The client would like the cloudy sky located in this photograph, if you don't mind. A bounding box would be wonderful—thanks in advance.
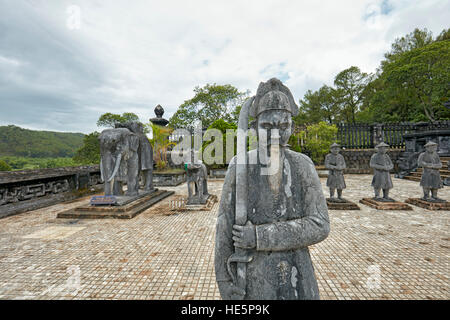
[0,0,448,134]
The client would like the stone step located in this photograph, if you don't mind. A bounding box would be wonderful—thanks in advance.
[412,171,450,178]
[404,176,421,182]
[416,168,450,174]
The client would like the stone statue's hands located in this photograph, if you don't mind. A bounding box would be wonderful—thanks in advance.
[232,221,256,249]
[219,281,246,300]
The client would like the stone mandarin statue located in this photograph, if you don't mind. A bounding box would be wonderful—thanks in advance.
[185,150,210,205]
[214,78,330,300]
[418,141,444,202]
[324,143,347,202]
[370,142,394,201]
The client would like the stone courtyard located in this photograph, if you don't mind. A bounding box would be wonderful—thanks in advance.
[0,175,448,300]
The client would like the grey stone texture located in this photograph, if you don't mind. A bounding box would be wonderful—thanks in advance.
[0,166,102,219]
[215,78,329,300]
[186,161,209,205]
[418,143,445,202]
[325,146,347,201]
[370,145,394,201]
[99,122,154,197]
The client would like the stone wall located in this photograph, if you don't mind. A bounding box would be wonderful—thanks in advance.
[340,149,403,174]
[0,165,102,219]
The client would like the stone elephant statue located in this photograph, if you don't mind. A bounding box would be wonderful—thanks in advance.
[115,122,154,192]
[99,127,140,197]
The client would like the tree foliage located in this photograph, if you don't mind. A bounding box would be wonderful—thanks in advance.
[147,123,175,170]
[0,125,84,158]
[73,132,101,165]
[289,122,337,164]
[169,84,248,129]
[296,27,450,124]
[0,159,12,171]
[295,85,340,125]
[201,119,237,169]
[97,112,140,128]
[334,66,372,124]
[0,156,79,170]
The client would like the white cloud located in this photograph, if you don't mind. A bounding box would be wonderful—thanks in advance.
[0,0,448,133]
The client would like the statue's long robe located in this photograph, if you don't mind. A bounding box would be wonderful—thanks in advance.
[215,149,330,300]
[138,135,153,171]
[324,153,346,189]
[418,152,443,189]
[370,153,393,190]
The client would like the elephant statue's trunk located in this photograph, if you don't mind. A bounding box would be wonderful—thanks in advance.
[108,153,122,182]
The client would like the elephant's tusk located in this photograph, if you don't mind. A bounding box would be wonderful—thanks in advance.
[108,153,122,182]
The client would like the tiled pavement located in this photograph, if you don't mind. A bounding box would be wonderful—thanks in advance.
[0,175,448,300]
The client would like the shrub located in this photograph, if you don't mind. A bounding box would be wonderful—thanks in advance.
[0,159,12,171]
[289,122,337,164]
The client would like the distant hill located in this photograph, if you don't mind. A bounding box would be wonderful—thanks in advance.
[0,125,84,158]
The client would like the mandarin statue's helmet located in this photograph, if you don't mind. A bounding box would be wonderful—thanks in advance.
[249,78,299,118]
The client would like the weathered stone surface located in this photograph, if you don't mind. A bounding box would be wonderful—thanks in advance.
[215,78,329,300]
[359,198,412,210]
[417,142,445,202]
[185,153,209,205]
[57,189,174,219]
[325,144,347,201]
[0,165,102,219]
[100,122,154,197]
[169,194,218,212]
[370,144,395,201]
[0,177,448,300]
[405,198,450,211]
[326,198,360,210]
[153,171,186,186]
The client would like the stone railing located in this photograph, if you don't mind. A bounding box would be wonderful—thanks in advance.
[0,165,102,219]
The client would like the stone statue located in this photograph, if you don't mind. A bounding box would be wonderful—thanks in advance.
[324,143,346,202]
[185,150,209,205]
[214,78,330,300]
[115,122,154,192]
[370,142,394,201]
[418,141,444,202]
[99,127,140,196]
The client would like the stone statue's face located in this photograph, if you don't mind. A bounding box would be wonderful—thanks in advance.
[426,145,437,153]
[331,147,340,155]
[257,110,292,147]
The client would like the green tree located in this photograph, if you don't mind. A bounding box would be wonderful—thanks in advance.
[73,132,101,165]
[293,122,338,164]
[374,39,450,121]
[384,28,434,63]
[0,159,12,171]
[169,84,248,129]
[295,85,340,125]
[334,66,372,124]
[147,123,175,170]
[96,112,140,128]
[202,119,237,169]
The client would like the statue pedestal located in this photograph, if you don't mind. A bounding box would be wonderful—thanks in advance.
[405,198,450,211]
[169,194,218,212]
[57,189,174,219]
[326,198,360,210]
[359,198,412,210]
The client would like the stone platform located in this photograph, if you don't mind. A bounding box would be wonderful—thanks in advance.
[359,198,412,210]
[169,194,218,212]
[57,189,174,219]
[405,198,450,211]
[326,198,360,210]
